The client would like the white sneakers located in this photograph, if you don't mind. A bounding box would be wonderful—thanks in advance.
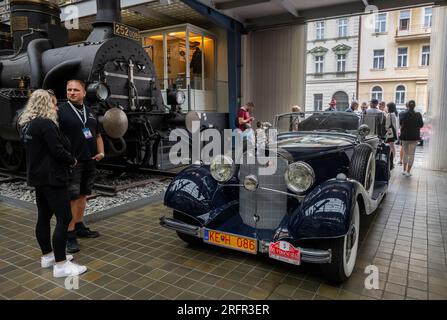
[401,171,412,177]
[40,253,87,278]
[41,253,73,268]
[53,261,87,278]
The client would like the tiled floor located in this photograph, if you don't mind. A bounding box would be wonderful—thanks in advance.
[0,147,446,300]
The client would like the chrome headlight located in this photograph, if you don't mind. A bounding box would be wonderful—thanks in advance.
[284,161,315,194]
[210,155,235,183]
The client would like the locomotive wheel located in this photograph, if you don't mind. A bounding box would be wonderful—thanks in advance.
[125,142,151,167]
[0,139,24,171]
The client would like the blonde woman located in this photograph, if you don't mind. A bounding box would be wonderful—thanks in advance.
[19,89,87,278]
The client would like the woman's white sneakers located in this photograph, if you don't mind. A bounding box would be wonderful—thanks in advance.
[53,261,87,278]
[41,253,73,268]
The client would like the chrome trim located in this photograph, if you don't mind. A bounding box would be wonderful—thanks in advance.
[104,71,154,82]
[159,217,200,237]
[110,94,152,100]
[259,186,303,199]
[160,217,332,264]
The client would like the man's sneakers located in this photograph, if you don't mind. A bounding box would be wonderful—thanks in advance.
[53,261,87,278]
[41,253,73,268]
[75,222,100,238]
[67,230,80,253]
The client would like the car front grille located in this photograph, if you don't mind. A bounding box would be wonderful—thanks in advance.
[239,157,288,229]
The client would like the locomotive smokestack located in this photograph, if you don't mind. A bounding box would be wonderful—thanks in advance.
[87,0,122,42]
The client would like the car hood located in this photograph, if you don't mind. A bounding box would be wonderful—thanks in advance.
[272,133,355,160]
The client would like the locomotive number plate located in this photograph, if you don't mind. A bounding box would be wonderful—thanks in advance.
[114,22,141,42]
[203,229,257,254]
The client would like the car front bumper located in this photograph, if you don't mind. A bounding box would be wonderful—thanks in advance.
[160,216,332,264]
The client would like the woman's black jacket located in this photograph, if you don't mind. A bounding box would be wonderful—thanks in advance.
[22,117,76,187]
[399,110,424,141]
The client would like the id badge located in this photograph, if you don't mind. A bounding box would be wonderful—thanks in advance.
[82,128,93,139]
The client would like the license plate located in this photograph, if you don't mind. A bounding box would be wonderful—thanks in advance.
[269,241,301,265]
[203,229,257,254]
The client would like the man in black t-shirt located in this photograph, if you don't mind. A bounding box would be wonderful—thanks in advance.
[58,80,104,253]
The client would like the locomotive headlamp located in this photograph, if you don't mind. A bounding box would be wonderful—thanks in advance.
[210,155,235,183]
[175,90,186,105]
[87,82,110,102]
[167,85,185,106]
[284,161,315,194]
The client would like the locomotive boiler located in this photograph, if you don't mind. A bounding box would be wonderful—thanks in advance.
[0,0,190,170]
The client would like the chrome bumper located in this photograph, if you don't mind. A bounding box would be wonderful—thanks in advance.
[160,217,331,264]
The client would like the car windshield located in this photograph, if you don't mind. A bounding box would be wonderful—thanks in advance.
[274,111,360,134]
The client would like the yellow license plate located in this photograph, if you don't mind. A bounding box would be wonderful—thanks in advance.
[203,229,257,254]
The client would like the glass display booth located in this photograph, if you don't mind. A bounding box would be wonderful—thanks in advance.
[141,24,217,111]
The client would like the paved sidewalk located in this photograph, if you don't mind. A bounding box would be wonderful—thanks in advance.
[0,147,446,300]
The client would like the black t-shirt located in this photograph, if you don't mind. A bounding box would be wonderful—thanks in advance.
[58,102,99,161]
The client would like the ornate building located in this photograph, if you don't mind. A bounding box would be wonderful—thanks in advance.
[305,16,360,111]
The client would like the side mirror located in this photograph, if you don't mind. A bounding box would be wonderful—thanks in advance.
[358,124,370,138]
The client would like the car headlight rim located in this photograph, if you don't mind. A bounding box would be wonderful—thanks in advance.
[284,161,315,194]
[210,155,235,183]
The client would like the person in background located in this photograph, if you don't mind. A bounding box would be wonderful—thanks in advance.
[366,99,382,114]
[237,102,256,147]
[399,100,423,177]
[290,105,301,131]
[255,121,267,156]
[19,89,87,278]
[360,102,368,114]
[325,98,337,111]
[345,101,359,113]
[385,102,398,169]
[379,101,387,113]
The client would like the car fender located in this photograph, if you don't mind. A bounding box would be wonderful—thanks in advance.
[288,179,362,240]
[164,165,238,224]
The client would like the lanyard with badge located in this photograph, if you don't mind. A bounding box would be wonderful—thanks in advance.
[68,101,93,140]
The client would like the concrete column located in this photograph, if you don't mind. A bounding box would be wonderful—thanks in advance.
[427,5,447,171]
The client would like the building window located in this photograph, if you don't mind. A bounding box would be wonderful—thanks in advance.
[395,85,406,105]
[373,49,385,69]
[314,94,323,111]
[397,47,408,67]
[316,21,325,40]
[315,56,324,73]
[371,86,383,102]
[399,10,410,31]
[375,13,387,33]
[421,45,430,66]
[338,18,348,37]
[337,54,346,72]
[424,7,432,27]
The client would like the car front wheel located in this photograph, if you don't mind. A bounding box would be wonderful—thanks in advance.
[173,210,203,246]
[320,201,360,283]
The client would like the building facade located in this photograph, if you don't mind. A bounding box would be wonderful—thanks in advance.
[358,6,432,113]
[306,16,360,111]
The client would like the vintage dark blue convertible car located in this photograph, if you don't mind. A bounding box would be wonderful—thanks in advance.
[161,111,391,282]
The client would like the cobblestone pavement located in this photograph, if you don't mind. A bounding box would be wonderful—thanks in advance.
[0,146,446,300]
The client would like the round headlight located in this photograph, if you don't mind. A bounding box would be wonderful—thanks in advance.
[284,161,315,194]
[210,155,235,183]
[87,82,110,102]
[243,175,258,191]
[176,91,186,105]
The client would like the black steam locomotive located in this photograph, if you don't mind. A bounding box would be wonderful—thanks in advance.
[0,0,191,170]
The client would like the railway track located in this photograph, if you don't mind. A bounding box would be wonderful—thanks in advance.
[0,165,179,198]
